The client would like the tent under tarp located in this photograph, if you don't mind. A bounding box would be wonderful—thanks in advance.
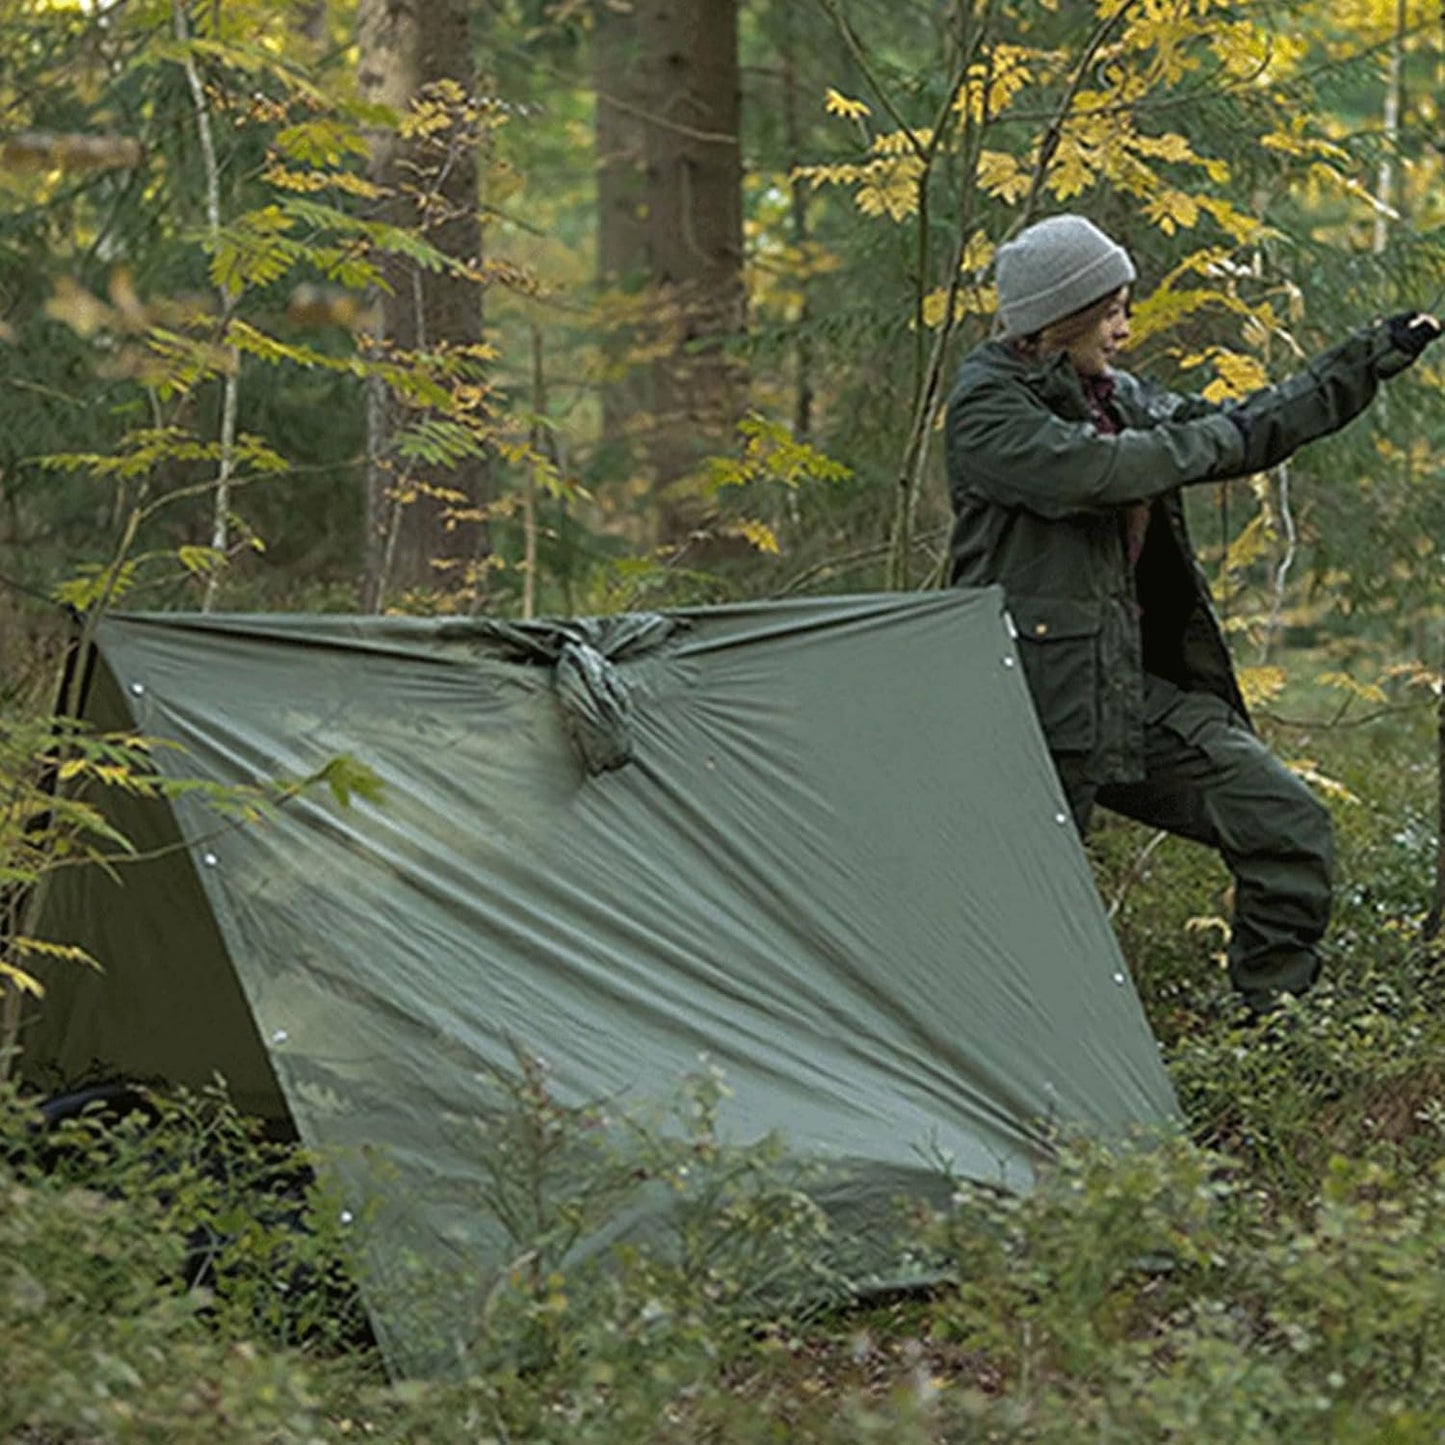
[21,589,1177,1374]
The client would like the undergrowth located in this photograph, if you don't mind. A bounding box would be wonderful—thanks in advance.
[3,692,1443,1441]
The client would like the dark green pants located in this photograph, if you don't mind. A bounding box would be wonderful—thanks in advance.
[1057,675,1334,1012]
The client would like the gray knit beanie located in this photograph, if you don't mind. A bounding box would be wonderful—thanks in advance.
[994,215,1137,339]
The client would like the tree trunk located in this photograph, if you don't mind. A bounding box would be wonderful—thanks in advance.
[637,0,743,547]
[593,0,649,475]
[357,0,488,611]
[779,4,813,441]
[1430,675,1445,941]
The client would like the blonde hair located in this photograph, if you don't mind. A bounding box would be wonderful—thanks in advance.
[1009,287,1127,363]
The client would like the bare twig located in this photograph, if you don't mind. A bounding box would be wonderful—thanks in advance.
[1256,700,1432,730]
[815,0,934,163]
[1107,829,1169,921]
[886,0,1000,587]
[1257,461,1296,667]
[1016,0,1144,230]
[588,88,738,149]
[772,529,946,599]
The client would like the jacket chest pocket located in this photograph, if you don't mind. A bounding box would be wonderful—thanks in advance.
[1009,596,1103,754]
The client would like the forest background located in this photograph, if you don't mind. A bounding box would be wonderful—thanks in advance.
[3,0,1445,1440]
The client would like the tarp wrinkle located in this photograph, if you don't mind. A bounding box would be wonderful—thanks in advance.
[555,639,631,774]
[467,612,683,775]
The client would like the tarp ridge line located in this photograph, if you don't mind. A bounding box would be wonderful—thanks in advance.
[462,614,686,775]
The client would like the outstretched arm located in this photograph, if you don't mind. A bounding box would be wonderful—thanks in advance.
[946,377,1245,519]
[1225,311,1440,475]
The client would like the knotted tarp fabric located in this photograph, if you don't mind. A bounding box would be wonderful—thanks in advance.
[452,613,682,774]
[23,592,1178,1379]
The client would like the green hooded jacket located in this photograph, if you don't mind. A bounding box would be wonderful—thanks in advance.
[945,321,1415,785]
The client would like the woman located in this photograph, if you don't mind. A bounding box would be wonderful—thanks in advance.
[944,212,1439,1015]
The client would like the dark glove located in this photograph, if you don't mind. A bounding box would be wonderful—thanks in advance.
[1386,311,1441,360]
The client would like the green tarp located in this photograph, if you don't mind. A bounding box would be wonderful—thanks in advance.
[23,589,1177,1373]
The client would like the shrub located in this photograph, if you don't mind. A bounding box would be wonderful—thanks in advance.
[0,1081,336,1441]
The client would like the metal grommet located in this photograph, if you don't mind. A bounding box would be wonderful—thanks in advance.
[1002,656,1016,668]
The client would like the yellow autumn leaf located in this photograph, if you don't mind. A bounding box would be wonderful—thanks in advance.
[1197,195,1263,244]
[1285,759,1360,805]
[1044,134,1096,200]
[1316,671,1388,705]
[1184,914,1231,943]
[1143,188,1200,235]
[959,230,995,274]
[963,283,997,317]
[1236,664,1287,709]
[0,961,43,997]
[1260,128,1349,163]
[1128,286,1217,345]
[871,128,931,156]
[791,162,865,190]
[921,288,951,329]
[855,156,923,222]
[1211,21,1267,78]
[957,44,1038,123]
[1127,131,1197,164]
[975,149,1030,204]
[15,936,97,966]
[1206,349,1270,400]
[1220,513,1273,574]
[920,284,997,329]
[736,518,780,555]
[823,88,871,121]
[1382,661,1441,695]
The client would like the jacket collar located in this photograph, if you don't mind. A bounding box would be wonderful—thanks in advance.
[963,341,1139,424]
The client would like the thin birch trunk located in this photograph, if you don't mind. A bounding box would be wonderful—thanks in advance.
[174,0,238,612]
[524,323,546,621]
[1372,0,1406,255]
[356,0,486,610]
[1429,619,1445,941]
